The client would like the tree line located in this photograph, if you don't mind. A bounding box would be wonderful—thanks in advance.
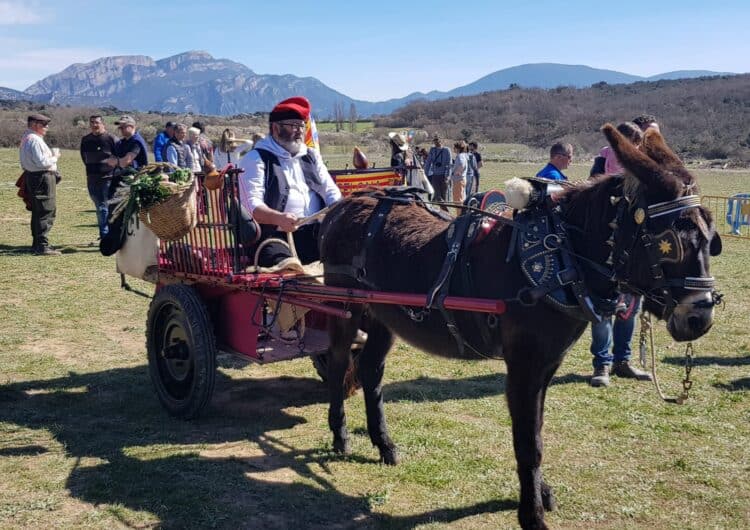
[375,74,750,161]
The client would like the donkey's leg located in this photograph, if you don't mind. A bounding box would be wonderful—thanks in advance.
[357,317,397,464]
[505,352,561,530]
[328,308,362,455]
[537,364,562,512]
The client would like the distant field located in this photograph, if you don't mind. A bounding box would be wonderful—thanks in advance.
[0,148,748,529]
[316,121,375,133]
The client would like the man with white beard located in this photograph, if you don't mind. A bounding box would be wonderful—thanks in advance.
[238,96,341,268]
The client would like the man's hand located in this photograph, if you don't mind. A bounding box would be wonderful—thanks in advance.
[276,212,299,232]
[105,156,118,168]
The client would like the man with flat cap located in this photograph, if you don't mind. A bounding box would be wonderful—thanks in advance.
[238,96,341,268]
[19,113,62,255]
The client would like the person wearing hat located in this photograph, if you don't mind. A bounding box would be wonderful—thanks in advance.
[153,121,175,162]
[388,131,408,168]
[108,115,148,171]
[424,135,452,210]
[19,113,62,255]
[238,96,341,268]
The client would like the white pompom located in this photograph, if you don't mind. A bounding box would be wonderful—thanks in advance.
[504,177,533,210]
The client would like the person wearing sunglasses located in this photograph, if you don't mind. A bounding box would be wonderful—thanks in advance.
[19,113,62,255]
[536,142,573,181]
[238,96,341,269]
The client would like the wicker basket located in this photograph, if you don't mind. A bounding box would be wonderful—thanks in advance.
[138,180,197,240]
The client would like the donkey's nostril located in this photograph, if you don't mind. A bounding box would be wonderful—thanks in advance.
[688,315,703,331]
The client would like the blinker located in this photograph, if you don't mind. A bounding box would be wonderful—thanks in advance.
[653,229,683,264]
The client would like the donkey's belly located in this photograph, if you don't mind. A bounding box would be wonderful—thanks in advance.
[370,304,500,360]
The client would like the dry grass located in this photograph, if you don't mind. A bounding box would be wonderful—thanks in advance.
[0,148,748,529]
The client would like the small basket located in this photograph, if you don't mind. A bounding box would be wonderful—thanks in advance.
[138,180,197,240]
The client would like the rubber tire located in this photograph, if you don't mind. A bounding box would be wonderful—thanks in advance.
[146,284,216,419]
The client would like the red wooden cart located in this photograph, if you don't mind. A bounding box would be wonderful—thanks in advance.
[145,166,505,418]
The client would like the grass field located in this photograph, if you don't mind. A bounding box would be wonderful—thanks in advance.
[0,147,748,529]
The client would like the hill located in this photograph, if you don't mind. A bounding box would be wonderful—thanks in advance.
[10,51,737,118]
[376,74,750,161]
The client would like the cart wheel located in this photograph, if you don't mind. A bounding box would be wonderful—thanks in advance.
[146,284,216,419]
[312,348,362,398]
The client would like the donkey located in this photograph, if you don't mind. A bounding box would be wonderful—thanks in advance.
[318,125,722,530]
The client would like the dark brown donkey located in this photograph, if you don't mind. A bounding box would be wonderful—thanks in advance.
[318,125,722,530]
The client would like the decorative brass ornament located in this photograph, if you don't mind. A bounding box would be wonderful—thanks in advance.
[658,239,673,255]
[634,208,646,225]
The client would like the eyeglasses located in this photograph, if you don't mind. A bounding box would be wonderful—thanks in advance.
[35,122,49,128]
[278,121,306,130]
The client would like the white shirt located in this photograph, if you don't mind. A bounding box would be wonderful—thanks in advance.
[238,136,341,219]
[19,130,58,172]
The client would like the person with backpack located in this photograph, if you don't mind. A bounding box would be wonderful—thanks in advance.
[237,96,341,268]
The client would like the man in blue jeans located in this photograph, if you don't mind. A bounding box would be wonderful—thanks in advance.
[590,297,653,387]
[80,115,117,238]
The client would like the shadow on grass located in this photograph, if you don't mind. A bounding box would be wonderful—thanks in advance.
[0,367,515,528]
[713,377,750,391]
[550,372,590,386]
[662,355,750,367]
[0,243,33,254]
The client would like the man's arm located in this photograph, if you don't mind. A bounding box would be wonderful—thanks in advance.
[153,134,164,162]
[236,151,298,233]
[107,140,139,168]
[165,145,178,166]
[80,136,86,165]
[312,149,342,206]
[28,135,57,169]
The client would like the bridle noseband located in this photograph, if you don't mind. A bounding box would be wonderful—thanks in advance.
[610,193,720,317]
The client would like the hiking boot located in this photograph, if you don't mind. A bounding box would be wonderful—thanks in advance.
[612,361,653,381]
[590,364,611,387]
[33,246,61,256]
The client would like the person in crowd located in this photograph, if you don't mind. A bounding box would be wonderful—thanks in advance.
[536,142,573,181]
[388,131,408,168]
[416,147,429,166]
[186,127,205,173]
[451,140,469,206]
[165,123,194,169]
[19,113,62,255]
[153,121,174,162]
[424,135,452,209]
[79,115,117,238]
[632,114,659,133]
[238,96,341,268]
[214,128,253,167]
[588,121,652,387]
[468,141,482,191]
[465,142,479,197]
[108,115,149,172]
[191,120,214,165]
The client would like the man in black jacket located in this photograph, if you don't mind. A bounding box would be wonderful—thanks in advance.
[80,115,117,238]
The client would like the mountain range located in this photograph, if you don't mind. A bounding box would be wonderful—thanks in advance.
[0,51,737,117]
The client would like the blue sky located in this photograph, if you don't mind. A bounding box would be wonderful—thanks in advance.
[1,0,749,101]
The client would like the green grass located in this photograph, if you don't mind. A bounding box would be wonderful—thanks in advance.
[1,148,749,529]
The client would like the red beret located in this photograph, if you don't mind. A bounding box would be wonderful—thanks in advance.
[269,96,311,122]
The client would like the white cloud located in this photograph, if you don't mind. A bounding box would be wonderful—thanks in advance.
[0,1,45,24]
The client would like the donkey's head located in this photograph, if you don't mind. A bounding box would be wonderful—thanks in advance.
[602,124,722,341]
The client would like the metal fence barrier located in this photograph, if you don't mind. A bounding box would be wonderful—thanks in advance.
[701,194,750,239]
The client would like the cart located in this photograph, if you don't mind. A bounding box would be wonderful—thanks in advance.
[143,166,505,418]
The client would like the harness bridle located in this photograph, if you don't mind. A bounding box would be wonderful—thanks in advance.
[608,192,720,318]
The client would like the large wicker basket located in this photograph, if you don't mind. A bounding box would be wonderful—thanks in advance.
[138,179,197,241]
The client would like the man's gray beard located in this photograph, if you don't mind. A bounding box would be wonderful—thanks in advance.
[278,137,304,155]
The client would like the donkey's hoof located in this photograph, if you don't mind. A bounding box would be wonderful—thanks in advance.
[541,483,557,512]
[379,445,400,466]
[333,437,351,455]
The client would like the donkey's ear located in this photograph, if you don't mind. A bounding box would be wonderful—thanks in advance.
[602,124,680,198]
[641,128,684,168]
